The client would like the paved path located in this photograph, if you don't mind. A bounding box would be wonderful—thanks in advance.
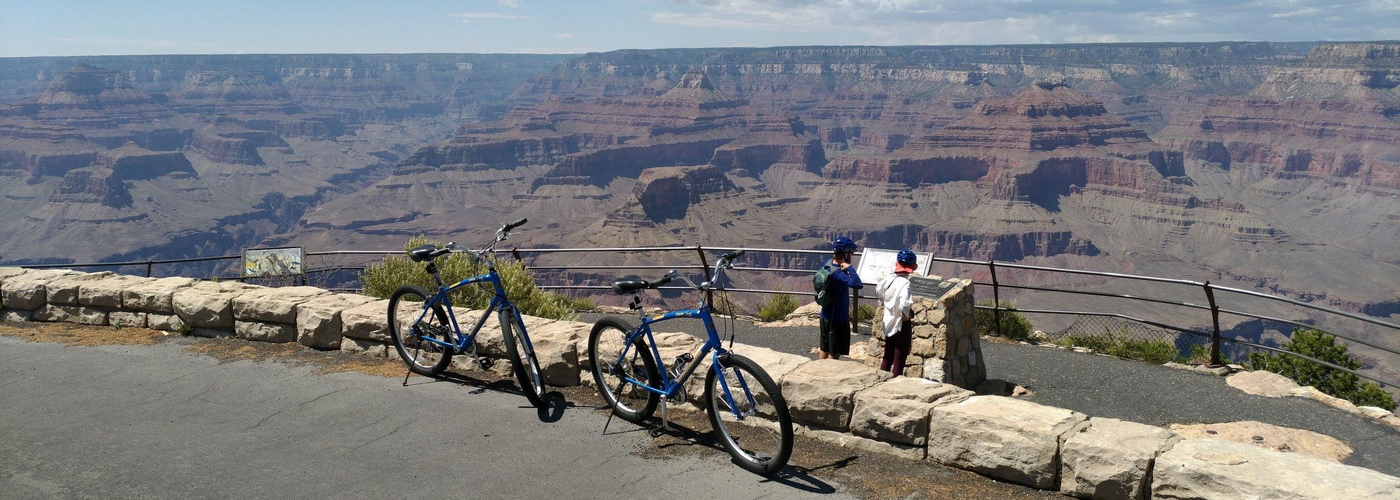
[578,312,1400,477]
[0,332,1065,500]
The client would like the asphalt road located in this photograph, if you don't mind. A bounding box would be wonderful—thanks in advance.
[0,335,858,500]
[0,332,1066,500]
[578,312,1400,477]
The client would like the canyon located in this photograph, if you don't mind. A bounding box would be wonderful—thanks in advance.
[0,43,1396,348]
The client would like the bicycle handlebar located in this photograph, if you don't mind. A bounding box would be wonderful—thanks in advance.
[503,218,528,233]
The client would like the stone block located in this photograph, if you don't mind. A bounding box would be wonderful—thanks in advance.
[341,299,391,342]
[341,337,389,358]
[1226,370,1299,397]
[533,336,579,387]
[173,281,262,329]
[927,396,1088,489]
[525,318,591,345]
[45,272,115,305]
[1060,418,1180,500]
[148,313,186,332]
[780,359,891,431]
[235,320,297,343]
[851,377,970,445]
[32,304,107,325]
[2,309,33,322]
[797,423,925,461]
[295,293,375,349]
[729,345,811,383]
[2,269,79,310]
[109,311,148,329]
[0,267,29,283]
[232,286,330,323]
[1152,438,1400,500]
[122,277,198,313]
[79,275,154,308]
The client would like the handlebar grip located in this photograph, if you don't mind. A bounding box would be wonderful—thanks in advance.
[650,275,673,288]
[720,249,745,261]
[503,218,528,232]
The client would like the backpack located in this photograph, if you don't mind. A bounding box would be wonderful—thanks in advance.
[813,263,836,308]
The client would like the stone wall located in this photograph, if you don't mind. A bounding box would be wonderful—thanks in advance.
[865,276,986,389]
[2,266,1397,499]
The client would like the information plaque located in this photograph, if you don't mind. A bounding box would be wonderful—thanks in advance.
[908,275,958,300]
[854,247,932,284]
[243,246,305,277]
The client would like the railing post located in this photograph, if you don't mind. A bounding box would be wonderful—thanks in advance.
[696,246,713,307]
[1203,281,1223,367]
[145,259,153,277]
[989,260,1001,337]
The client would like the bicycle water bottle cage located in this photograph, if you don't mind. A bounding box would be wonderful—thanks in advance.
[611,275,648,294]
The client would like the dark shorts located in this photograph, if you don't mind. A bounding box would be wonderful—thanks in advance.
[819,317,851,356]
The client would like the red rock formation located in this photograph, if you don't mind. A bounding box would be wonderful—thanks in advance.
[50,168,132,208]
[97,142,194,180]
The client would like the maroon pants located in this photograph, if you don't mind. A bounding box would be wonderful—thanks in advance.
[880,320,913,376]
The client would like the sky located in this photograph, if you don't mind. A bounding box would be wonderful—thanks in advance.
[1,0,1397,57]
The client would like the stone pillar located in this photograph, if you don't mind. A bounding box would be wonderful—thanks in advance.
[866,276,985,389]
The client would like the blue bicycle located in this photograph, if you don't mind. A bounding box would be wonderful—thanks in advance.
[587,250,794,475]
[386,219,547,409]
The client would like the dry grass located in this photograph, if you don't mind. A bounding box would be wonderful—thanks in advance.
[0,321,167,346]
[0,321,407,378]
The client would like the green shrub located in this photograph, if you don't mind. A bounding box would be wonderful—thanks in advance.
[1248,328,1396,411]
[1061,329,1183,365]
[974,300,1033,340]
[757,292,799,322]
[361,236,578,321]
[855,304,877,323]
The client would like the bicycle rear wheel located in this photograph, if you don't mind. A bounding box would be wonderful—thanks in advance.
[387,285,456,376]
[587,317,660,423]
[705,353,793,476]
[500,308,548,409]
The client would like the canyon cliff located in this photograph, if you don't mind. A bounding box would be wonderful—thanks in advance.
[1,43,1396,334]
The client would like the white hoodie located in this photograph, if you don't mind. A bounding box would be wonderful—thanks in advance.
[876,272,912,338]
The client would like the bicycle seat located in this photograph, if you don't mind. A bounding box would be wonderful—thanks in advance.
[408,244,443,262]
[610,275,649,294]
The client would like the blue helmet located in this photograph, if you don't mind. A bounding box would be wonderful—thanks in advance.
[832,236,857,253]
[896,249,917,265]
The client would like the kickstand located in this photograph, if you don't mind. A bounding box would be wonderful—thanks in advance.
[602,380,627,435]
[648,398,670,438]
[401,366,412,386]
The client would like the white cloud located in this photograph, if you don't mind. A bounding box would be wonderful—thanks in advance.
[647,0,1399,43]
[554,32,575,39]
[498,0,523,7]
[450,12,527,22]
[1272,7,1321,18]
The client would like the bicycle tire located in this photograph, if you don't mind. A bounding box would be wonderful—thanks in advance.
[704,353,794,476]
[587,317,660,423]
[387,285,456,376]
[500,308,548,409]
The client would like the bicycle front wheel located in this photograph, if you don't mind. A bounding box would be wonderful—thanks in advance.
[587,317,660,423]
[705,353,793,476]
[387,285,456,376]
[500,309,548,409]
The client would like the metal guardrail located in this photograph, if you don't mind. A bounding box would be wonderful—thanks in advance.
[11,244,1398,389]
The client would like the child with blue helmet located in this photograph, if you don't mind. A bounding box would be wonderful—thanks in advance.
[818,236,863,360]
[876,249,918,375]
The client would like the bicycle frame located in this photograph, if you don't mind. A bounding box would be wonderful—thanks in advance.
[608,264,759,417]
[411,264,531,356]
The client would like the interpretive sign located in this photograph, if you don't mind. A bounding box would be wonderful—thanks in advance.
[908,275,958,300]
[855,247,932,284]
[243,246,304,278]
